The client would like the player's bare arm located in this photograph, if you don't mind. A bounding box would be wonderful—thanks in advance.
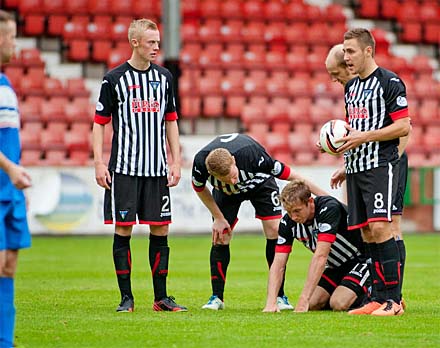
[92,123,111,190]
[263,252,289,313]
[166,120,181,187]
[288,169,328,196]
[295,241,331,312]
[195,187,231,244]
[0,152,31,189]
[336,117,410,153]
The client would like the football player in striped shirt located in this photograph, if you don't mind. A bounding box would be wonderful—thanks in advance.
[192,133,327,311]
[325,44,409,310]
[331,29,411,316]
[93,19,186,313]
[263,180,369,312]
[0,10,32,348]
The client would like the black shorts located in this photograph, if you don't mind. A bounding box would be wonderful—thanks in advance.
[212,178,282,228]
[318,260,370,305]
[346,165,397,230]
[392,152,408,215]
[104,173,171,226]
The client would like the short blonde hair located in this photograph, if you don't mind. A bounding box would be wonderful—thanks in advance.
[205,148,234,177]
[280,180,311,208]
[128,18,158,42]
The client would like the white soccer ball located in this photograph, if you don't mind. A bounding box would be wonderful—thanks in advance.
[319,119,349,155]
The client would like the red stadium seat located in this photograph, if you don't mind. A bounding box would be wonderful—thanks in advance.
[288,131,314,152]
[23,15,45,36]
[289,97,313,123]
[243,70,267,95]
[132,2,160,19]
[221,70,245,96]
[19,0,42,15]
[3,66,24,91]
[220,20,243,43]
[240,97,267,128]
[67,40,90,62]
[180,43,201,66]
[181,21,200,43]
[242,0,265,20]
[242,22,265,44]
[294,150,316,166]
[396,2,421,23]
[199,73,222,96]
[20,127,41,151]
[285,1,308,21]
[110,0,134,17]
[66,78,90,98]
[199,19,222,43]
[179,69,201,96]
[63,16,89,41]
[266,74,288,98]
[41,97,69,124]
[221,0,243,19]
[111,17,132,42]
[357,0,379,18]
[244,44,266,70]
[180,96,201,119]
[181,0,201,19]
[200,0,221,18]
[107,44,131,69]
[264,22,286,44]
[92,40,113,63]
[43,149,67,165]
[42,0,65,15]
[43,77,67,98]
[67,149,91,165]
[47,15,68,36]
[225,96,246,118]
[400,22,423,44]
[381,0,400,19]
[324,3,346,23]
[66,97,94,125]
[287,78,312,98]
[65,129,91,152]
[20,96,43,123]
[264,1,286,21]
[87,0,113,15]
[20,67,45,97]
[65,0,89,15]
[419,2,440,23]
[198,43,222,68]
[20,149,42,166]
[19,48,45,68]
[265,132,290,154]
[202,96,224,118]
[285,22,308,45]
[87,16,112,41]
[221,44,245,69]
[424,23,440,44]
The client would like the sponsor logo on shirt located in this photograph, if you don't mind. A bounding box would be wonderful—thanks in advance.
[348,105,368,120]
[132,97,160,113]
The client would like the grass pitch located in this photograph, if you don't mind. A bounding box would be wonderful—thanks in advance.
[15,233,440,348]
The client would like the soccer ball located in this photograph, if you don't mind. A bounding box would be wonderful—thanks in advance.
[319,119,349,155]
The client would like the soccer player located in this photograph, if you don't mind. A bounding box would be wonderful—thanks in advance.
[263,180,369,313]
[325,43,409,307]
[330,29,410,315]
[0,10,32,348]
[93,19,187,312]
[192,133,327,310]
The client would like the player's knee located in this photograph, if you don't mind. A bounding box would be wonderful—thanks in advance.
[329,295,352,311]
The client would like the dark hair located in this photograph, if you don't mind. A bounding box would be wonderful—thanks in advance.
[0,10,14,23]
[344,28,376,56]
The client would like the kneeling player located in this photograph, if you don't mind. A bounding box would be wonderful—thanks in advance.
[263,180,369,312]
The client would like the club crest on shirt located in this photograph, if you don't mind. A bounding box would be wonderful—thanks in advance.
[363,89,372,98]
[396,96,407,107]
[150,81,160,90]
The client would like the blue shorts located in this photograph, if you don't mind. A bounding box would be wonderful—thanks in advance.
[0,199,31,251]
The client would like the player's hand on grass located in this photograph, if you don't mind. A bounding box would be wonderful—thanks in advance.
[262,304,280,313]
[95,162,111,190]
[212,218,231,244]
[330,166,346,189]
[167,162,181,187]
[294,298,309,313]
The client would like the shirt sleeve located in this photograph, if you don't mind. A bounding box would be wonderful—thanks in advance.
[191,151,209,192]
[385,76,409,121]
[94,76,114,125]
[244,145,290,179]
[316,198,341,243]
[275,215,294,253]
[164,71,178,121]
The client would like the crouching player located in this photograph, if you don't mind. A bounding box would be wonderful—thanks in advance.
[263,180,369,312]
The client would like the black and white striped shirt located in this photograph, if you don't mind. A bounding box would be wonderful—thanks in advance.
[192,133,291,195]
[276,196,365,269]
[94,62,178,177]
[344,67,409,174]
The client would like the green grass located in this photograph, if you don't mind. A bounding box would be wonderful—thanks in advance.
[15,233,440,348]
